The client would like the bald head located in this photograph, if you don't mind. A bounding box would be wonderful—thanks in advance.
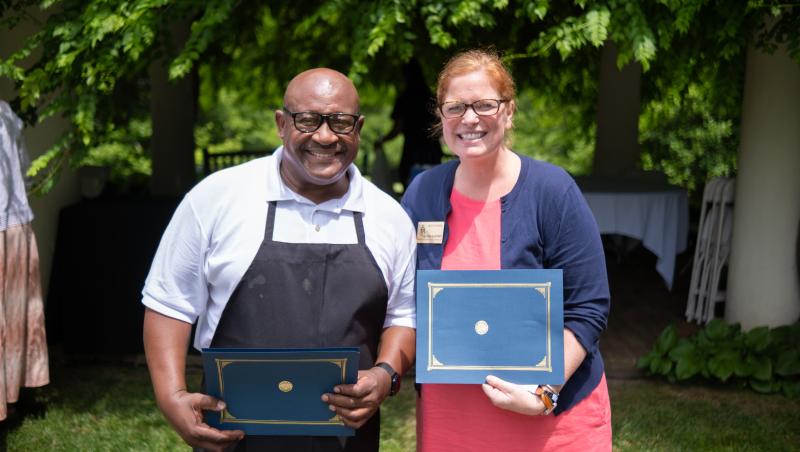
[284,68,360,113]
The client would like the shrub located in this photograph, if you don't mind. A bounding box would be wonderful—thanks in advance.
[637,320,800,397]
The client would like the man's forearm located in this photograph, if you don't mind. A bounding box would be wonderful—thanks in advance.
[375,326,416,376]
[143,308,193,406]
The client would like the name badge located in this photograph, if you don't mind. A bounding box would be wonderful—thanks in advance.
[417,221,445,244]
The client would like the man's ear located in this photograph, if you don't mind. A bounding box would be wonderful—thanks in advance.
[275,109,287,140]
[355,115,365,134]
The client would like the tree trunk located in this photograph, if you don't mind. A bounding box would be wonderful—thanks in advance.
[149,20,197,197]
[592,41,642,177]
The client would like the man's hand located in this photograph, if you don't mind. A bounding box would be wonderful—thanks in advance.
[321,367,391,428]
[158,389,244,451]
[481,375,547,416]
[144,309,244,451]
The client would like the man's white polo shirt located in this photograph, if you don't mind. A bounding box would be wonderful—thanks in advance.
[142,147,416,350]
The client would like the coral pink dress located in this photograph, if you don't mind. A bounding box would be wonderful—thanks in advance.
[416,188,612,452]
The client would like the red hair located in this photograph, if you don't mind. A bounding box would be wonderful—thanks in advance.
[436,49,516,106]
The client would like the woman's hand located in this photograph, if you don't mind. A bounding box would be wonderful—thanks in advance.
[481,375,548,416]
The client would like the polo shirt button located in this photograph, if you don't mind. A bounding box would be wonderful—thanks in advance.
[315,225,320,232]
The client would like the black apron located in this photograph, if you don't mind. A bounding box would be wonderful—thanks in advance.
[209,201,389,451]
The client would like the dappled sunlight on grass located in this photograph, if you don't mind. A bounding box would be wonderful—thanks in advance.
[3,361,797,450]
[610,378,800,451]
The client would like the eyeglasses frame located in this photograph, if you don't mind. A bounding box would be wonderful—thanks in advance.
[438,99,509,119]
[281,107,361,134]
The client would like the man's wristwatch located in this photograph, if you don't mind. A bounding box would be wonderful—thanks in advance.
[375,362,401,396]
[532,384,559,415]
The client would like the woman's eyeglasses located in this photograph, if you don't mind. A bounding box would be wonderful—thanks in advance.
[438,99,508,118]
[282,108,360,134]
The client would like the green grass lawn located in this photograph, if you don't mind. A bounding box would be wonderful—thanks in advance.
[2,361,798,451]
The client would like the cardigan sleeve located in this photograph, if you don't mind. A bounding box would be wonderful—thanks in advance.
[545,183,610,355]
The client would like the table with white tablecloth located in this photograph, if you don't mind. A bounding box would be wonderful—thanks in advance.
[577,178,689,290]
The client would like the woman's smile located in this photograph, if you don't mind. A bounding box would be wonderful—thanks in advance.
[458,131,487,141]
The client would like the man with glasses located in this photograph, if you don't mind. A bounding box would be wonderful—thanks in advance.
[142,68,416,451]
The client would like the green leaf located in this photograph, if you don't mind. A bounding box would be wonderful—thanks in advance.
[637,351,656,370]
[788,323,800,344]
[708,350,739,382]
[668,339,694,361]
[27,148,61,178]
[749,354,772,381]
[657,357,673,375]
[654,325,678,354]
[744,326,771,352]
[674,351,702,380]
[695,329,713,348]
[771,325,794,346]
[775,349,800,376]
[705,319,732,341]
[584,8,609,47]
[650,356,673,376]
[735,354,753,378]
[782,380,800,398]
[749,379,773,394]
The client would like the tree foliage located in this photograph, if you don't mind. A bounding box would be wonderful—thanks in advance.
[1,0,798,193]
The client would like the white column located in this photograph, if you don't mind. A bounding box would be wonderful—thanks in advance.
[726,41,800,329]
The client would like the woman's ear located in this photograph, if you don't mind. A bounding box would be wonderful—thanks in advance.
[504,100,516,130]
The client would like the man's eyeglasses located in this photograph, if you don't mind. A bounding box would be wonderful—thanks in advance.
[282,107,360,134]
[438,99,508,119]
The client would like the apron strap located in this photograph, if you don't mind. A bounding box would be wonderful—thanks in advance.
[265,201,277,242]
[353,211,366,245]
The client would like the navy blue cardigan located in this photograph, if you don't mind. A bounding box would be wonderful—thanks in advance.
[401,155,610,414]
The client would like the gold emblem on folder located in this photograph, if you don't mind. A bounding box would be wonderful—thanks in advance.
[474,320,489,335]
[278,380,293,392]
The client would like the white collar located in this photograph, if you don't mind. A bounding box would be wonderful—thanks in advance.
[264,146,367,213]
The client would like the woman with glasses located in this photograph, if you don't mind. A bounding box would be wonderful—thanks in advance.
[402,49,612,451]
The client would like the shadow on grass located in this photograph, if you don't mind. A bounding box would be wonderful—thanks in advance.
[0,387,48,449]
[1,352,194,450]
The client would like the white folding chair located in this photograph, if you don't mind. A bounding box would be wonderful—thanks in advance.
[686,177,726,322]
[703,178,736,322]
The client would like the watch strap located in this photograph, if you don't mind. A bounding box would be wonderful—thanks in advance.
[532,384,559,415]
[374,362,400,396]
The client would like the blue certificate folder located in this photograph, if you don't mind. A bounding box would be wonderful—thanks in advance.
[201,347,359,436]
[416,269,564,385]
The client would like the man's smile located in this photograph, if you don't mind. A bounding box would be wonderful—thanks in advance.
[305,148,343,158]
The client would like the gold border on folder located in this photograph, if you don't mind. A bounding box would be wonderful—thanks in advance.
[428,282,552,372]
[215,358,349,426]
